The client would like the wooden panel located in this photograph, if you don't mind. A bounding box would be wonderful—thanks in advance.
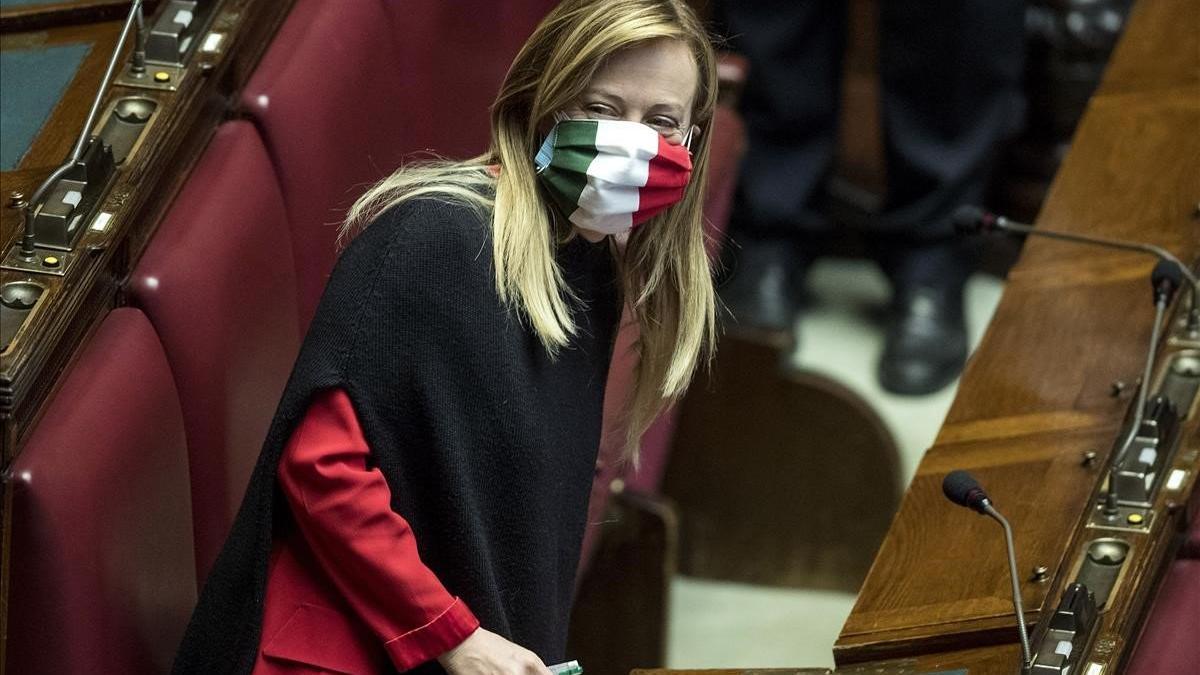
[0,21,122,174]
[663,336,901,592]
[941,276,1151,430]
[1015,88,1200,268]
[840,426,1114,645]
[1094,0,1200,95]
[569,491,676,675]
[0,0,148,33]
[835,0,1200,668]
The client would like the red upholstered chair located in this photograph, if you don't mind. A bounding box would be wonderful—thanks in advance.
[241,0,558,325]
[239,0,415,329]
[1127,558,1200,674]
[5,308,196,675]
[1183,520,1200,558]
[129,120,301,584]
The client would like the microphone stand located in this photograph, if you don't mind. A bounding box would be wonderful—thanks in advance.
[972,212,1200,339]
[981,499,1033,670]
[1102,294,1168,518]
[17,0,144,259]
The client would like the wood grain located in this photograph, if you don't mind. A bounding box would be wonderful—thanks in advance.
[834,0,1200,669]
[663,336,901,592]
[0,20,122,179]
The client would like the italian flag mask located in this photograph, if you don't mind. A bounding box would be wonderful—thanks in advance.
[534,118,694,235]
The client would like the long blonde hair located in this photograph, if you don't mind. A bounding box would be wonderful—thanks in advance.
[342,0,718,459]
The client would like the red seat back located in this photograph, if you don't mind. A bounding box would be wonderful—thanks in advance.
[240,0,414,328]
[129,120,301,583]
[380,0,559,158]
[1127,558,1200,674]
[241,0,559,326]
[6,308,196,675]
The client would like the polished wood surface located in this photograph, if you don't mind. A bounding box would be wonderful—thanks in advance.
[0,21,124,169]
[835,0,1200,670]
[0,0,150,32]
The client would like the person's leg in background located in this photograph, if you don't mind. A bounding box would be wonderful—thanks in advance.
[716,0,847,333]
[874,0,1025,394]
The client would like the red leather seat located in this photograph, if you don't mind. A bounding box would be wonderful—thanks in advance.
[1127,558,1200,674]
[1183,504,1200,558]
[240,0,414,329]
[6,308,196,675]
[129,120,301,584]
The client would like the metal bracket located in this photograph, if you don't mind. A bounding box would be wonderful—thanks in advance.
[1087,503,1152,532]
[115,63,184,91]
[1,246,72,277]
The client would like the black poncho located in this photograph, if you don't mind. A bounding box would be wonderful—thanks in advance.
[173,198,621,674]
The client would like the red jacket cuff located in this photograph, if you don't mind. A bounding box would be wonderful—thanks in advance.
[383,597,480,671]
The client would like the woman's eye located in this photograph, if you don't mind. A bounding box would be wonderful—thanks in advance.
[648,117,680,131]
[584,103,618,118]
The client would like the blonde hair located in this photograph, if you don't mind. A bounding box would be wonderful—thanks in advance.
[342,0,718,460]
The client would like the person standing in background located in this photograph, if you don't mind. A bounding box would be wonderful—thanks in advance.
[717,0,1025,395]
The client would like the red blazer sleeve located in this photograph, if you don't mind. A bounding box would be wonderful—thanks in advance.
[278,387,479,671]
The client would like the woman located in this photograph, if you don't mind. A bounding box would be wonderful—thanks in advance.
[173,0,718,673]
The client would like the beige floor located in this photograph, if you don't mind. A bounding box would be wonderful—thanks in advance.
[666,258,1006,669]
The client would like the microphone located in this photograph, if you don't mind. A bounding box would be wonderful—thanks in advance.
[942,470,1033,670]
[942,469,991,513]
[1102,260,1182,517]
[1152,258,1183,303]
[15,0,145,259]
[953,206,1199,337]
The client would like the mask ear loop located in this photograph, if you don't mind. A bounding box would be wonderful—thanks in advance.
[683,124,700,154]
[536,114,570,175]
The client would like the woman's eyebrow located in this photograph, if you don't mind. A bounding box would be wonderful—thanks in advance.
[647,102,686,115]
[582,88,626,104]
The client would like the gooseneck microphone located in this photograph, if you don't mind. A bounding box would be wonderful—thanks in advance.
[17,0,145,259]
[953,205,1200,338]
[1103,260,1183,517]
[942,470,1033,670]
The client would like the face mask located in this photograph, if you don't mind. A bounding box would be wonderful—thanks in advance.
[534,117,694,235]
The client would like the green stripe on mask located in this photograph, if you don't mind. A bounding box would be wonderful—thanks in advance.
[539,120,599,216]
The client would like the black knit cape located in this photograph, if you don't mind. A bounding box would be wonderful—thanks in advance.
[172,198,621,674]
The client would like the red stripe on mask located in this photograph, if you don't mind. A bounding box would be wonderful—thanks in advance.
[630,134,693,227]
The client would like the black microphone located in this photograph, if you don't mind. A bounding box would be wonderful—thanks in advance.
[942,470,1033,670]
[942,469,990,514]
[1103,260,1182,517]
[1152,259,1183,304]
[954,205,1199,337]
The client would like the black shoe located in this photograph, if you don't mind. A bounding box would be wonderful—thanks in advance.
[718,239,808,333]
[877,284,968,396]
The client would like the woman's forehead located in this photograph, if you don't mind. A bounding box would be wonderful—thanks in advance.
[584,39,698,111]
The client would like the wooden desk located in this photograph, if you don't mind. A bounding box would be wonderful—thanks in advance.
[634,1,1196,673]
[835,0,1199,671]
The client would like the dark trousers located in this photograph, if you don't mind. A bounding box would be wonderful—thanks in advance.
[719,0,1025,285]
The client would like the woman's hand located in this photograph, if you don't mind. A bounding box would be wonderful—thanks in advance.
[437,628,553,675]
